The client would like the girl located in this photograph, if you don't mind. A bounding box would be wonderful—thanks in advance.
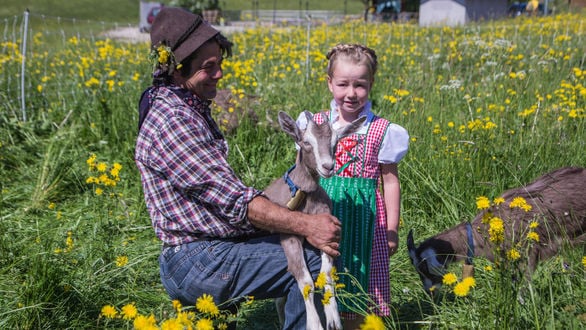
[298,43,409,328]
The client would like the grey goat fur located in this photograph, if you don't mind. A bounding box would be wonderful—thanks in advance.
[263,111,366,330]
[408,166,586,293]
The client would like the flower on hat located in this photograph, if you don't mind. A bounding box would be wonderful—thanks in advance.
[148,42,182,76]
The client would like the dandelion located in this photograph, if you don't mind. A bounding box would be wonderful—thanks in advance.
[461,276,476,288]
[507,248,521,261]
[48,202,56,210]
[121,302,138,320]
[95,187,104,195]
[160,318,182,330]
[196,294,219,315]
[133,314,158,330]
[488,217,505,243]
[509,196,532,211]
[484,265,493,271]
[360,314,385,330]
[582,256,586,269]
[493,197,505,205]
[442,272,458,285]
[322,289,333,305]
[476,196,491,210]
[527,231,540,242]
[172,299,182,312]
[453,281,471,297]
[195,318,214,330]
[100,304,117,319]
[529,221,539,229]
[303,284,312,300]
[315,272,327,289]
[116,255,129,267]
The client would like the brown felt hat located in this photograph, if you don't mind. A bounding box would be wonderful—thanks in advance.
[150,7,220,63]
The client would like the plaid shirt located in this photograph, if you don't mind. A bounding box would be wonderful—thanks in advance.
[135,86,262,246]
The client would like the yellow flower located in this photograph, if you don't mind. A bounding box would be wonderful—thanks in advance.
[48,202,56,210]
[529,221,539,229]
[321,289,333,306]
[303,284,312,300]
[442,272,458,285]
[172,299,182,311]
[453,281,471,297]
[315,272,327,289]
[121,302,138,320]
[161,318,182,330]
[581,256,586,269]
[330,266,339,281]
[133,314,158,330]
[484,265,493,272]
[488,217,505,243]
[527,231,540,242]
[100,304,117,318]
[493,197,505,205]
[116,255,128,267]
[461,276,476,288]
[157,45,170,64]
[509,196,532,211]
[196,294,219,315]
[360,314,385,330]
[195,318,214,330]
[97,162,108,172]
[475,196,491,210]
[507,248,521,261]
[95,187,104,195]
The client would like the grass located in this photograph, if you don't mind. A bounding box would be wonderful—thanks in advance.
[1,4,586,330]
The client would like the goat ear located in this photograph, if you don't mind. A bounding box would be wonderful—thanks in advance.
[407,229,416,252]
[337,116,366,139]
[277,111,303,142]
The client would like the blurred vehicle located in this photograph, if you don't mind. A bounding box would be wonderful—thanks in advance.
[376,0,401,21]
[139,1,163,33]
[508,1,549,17]
[147,6,163,25]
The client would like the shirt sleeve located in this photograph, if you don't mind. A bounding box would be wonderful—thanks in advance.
[378,123,410,164]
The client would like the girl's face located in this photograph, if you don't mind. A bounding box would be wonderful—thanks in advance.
[327,59,373,118]
[176,41,223,100]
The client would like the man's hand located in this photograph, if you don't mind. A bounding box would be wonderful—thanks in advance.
[303,213,341,257]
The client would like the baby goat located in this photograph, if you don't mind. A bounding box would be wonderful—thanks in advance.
[264,111,365,330]
[407,166,586,293]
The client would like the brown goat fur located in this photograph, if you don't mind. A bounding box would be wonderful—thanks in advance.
[408,166,586,292]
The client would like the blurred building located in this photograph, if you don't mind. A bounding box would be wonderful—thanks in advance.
[419,0,509,26]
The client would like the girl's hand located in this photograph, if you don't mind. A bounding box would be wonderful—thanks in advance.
[387,230,399,256]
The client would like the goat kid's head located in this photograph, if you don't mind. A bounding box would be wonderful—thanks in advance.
[277,111,366,178]
[407,229,449,294]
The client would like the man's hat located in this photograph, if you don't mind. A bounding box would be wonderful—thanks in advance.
[150,7,220,63]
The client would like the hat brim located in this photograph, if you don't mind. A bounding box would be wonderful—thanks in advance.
[174,22,219,63]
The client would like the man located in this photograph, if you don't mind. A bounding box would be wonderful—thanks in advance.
[134,7,341,329]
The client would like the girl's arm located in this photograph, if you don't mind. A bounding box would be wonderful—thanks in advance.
[380,163,401,256]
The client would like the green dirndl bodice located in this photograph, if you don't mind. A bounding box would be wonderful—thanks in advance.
[320,175,377,312]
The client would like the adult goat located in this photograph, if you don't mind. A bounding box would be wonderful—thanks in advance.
[264,111,366,330]
[407,166,586,293]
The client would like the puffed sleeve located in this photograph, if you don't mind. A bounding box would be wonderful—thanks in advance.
[378,123,409,164]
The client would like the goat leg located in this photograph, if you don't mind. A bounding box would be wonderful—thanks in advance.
[280,234,323,330]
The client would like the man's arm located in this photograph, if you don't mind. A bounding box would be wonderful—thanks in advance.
[246,196,341,257]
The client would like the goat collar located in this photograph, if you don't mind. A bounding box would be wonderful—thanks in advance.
[283,165,306,210]
[465,222,475,265]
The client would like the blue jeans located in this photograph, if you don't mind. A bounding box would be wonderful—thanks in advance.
[159,234,323,329]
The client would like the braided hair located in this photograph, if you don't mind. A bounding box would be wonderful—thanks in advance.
[325,43,378,80]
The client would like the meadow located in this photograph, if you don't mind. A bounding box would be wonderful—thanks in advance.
[0,5,585,330]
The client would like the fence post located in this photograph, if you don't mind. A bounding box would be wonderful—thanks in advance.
[20,9,29,121]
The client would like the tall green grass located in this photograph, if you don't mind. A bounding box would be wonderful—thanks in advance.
[1,8,585,330]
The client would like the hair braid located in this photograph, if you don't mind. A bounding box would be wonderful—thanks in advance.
[325,43,378,79]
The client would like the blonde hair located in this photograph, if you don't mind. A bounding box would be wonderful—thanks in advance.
[325,43,378,80]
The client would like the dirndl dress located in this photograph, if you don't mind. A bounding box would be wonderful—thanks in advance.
[312,110,395,316]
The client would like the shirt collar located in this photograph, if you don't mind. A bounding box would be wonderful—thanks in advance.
[328,99,374,125]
